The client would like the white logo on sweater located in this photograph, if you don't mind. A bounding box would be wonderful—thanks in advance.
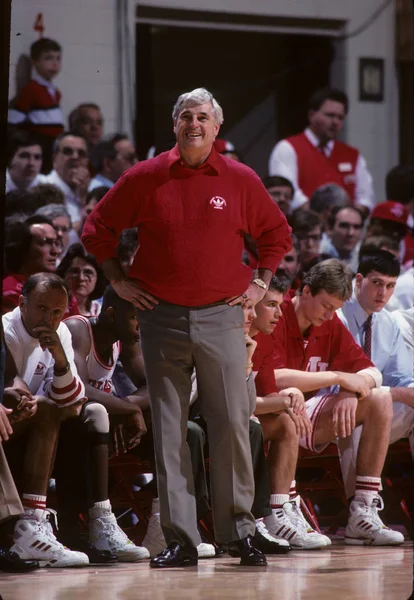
[210,196,226,210]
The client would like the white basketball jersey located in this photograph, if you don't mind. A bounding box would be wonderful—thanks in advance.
[69,315,121,394]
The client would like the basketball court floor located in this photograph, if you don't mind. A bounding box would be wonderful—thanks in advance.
[0,542,412,600]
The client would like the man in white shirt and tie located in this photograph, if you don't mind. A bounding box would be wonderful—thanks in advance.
[337,248,414,497]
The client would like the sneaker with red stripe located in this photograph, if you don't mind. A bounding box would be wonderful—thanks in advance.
[345,496,405,546]
[10,509,89,568]
[264,499,330,550]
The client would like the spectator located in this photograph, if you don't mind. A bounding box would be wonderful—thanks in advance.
[68,103,104,150]
[30,182,65,206]
[8,38,64,172]
[290,210,323,269]
[275,235,300,289]
[262,175,294,217]
[80,186,110,232]
[44,132,90,230]
[3,215,60,314]
[89,135,138,190]
[309,183,349,231]
[57,243,107,316]
[373,166,414,264]
[35,204,77,259]
[320,206,364,273]
[5,190,43,219]
[269,87,375,214]
[5,130,47,193]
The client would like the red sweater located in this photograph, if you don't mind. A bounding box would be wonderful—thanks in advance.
[8,79,64,139]
[252,332,278,396]
[287,132,359,202]
[271,292,373,397]
[82,146,292,306]
[2,274,27,315]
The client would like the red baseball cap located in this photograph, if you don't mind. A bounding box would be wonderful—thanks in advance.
[213,138,235,154]
[370,201,408,224]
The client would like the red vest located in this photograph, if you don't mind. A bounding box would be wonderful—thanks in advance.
[287,132,359,202]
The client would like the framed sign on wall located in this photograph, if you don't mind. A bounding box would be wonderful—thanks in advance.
[359,58,384,102]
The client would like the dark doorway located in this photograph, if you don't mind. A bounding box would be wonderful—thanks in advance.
[136,24,334,176]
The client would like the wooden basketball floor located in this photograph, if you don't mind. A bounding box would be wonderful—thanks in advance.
[0,542,412,600]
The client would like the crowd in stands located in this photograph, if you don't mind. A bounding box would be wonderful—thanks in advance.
[0,37,413,572]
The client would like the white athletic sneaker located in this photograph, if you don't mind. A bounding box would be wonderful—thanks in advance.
[89,509,149,561]
[142,502,215,558]
[10,508,89,568]
[264,498,331,550]
[345,495,405,546]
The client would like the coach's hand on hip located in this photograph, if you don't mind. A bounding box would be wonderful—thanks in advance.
[112,278,159,311]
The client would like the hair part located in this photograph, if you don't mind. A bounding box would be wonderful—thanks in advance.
[101,284,136,314]
[172,88,223,125]
[357,248,401,278]
[308,87,349,114]
[30,38,61,61]
[310,183,349,214]
[262,175,294,195]
[385,165,414,205]
[21,272,68,300]
[299,258,353,301]
[268,276,288,296]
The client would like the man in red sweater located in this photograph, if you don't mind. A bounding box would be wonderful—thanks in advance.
[270,259,403,546]
[269,87,375,215]
[82,87,292,568]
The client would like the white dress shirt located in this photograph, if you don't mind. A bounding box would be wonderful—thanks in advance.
[88,173,114,191]
[268,128,375,212]
[337,294,414,388]
[5,169,48,193]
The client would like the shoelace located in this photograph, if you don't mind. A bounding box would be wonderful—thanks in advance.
[286,503,308,534]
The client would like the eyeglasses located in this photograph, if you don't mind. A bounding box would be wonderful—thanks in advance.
[337,222,362,231]
[60,146,88,159]
[66,267,97,280]
[38,237,63,249]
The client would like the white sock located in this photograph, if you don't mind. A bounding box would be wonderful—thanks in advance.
[270,494,290,508]
[89,499,111,518]
[354,476,381,504]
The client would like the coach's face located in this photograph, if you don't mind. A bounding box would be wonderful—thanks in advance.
[174,102,219,160]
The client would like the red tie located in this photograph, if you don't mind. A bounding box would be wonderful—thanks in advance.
[363,315,373,359]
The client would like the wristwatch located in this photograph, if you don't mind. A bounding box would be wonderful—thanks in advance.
[54,361,70,376]
[252,277,267,290]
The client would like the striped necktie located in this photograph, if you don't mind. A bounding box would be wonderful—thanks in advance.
[363,314,373,359]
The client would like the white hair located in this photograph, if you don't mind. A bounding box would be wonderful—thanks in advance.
[172,88,224,125]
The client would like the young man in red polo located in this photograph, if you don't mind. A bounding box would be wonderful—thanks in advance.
[269,259,403,546]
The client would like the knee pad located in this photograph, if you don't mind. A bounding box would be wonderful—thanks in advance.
[81,402,110,434]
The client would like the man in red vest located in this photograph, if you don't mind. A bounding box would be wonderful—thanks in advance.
[269,88,375,216]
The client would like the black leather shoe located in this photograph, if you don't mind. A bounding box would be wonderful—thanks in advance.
[0,548,40,572]
[150,542,198,568]
[227,535,267,566]
[253,524,291,554]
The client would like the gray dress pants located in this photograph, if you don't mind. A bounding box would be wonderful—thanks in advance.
[138,301,255,547]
